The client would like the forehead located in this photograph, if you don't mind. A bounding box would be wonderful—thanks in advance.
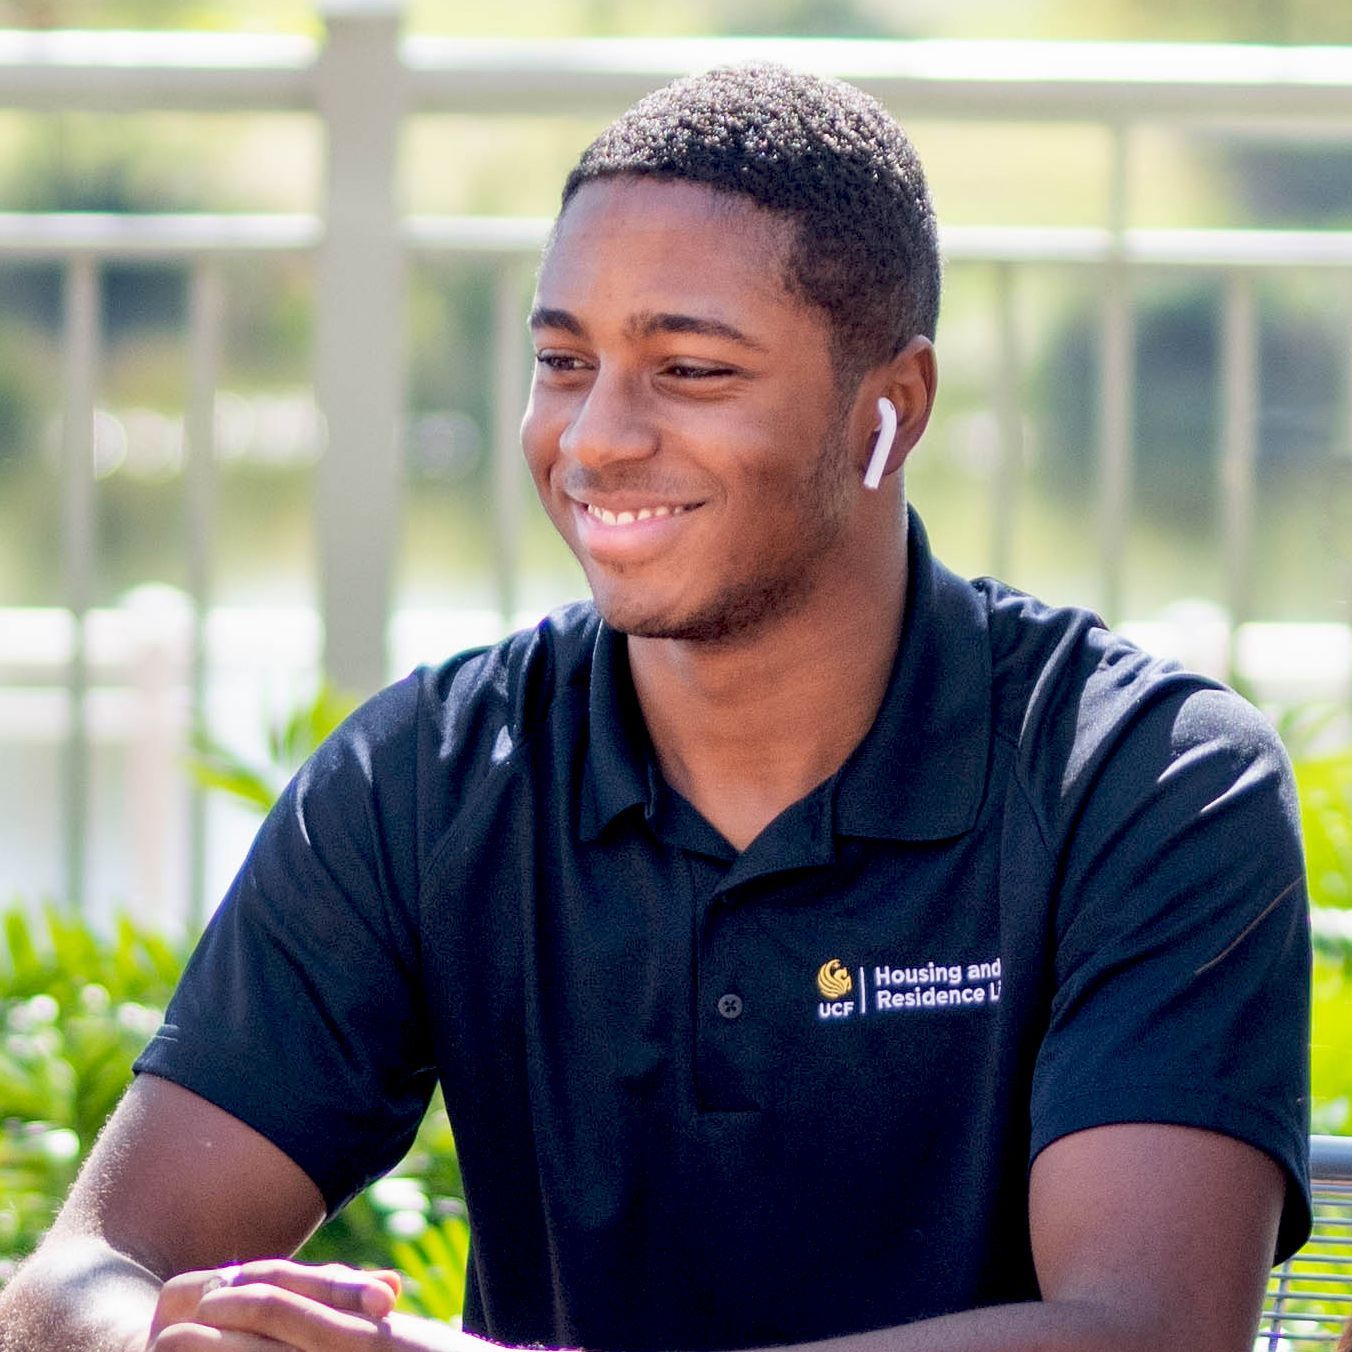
[537,177,815,332]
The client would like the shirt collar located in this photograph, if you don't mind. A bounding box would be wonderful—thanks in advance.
[832,508,991,841]
[579,508,992,846]
[579,622,651,842]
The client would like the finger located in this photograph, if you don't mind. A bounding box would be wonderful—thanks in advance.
[149,1324,297,1351]
[372,1269,403,1301]
[228,1260,399,1318]
[150,1269,246,1339]
[196,1283,389,1347]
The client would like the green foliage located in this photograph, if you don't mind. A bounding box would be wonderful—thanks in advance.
[1311,953,1351,1134]
[292,1093,468,1319]
[0,898,470,1318]
[1293,748,1352,1137]
[188,680,360,814]
[391,1214,471,1323]
[1296,749,1352,913]
[0,906,186,1278]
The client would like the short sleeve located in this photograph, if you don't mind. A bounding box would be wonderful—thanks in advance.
[1029,682,1312,1262]
[134,674,436,1214]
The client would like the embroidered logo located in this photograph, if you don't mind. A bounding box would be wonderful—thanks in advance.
[816,959,853,1000]
[816,957,1002,1021]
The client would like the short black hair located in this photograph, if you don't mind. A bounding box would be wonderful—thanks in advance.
[561,62,940,386]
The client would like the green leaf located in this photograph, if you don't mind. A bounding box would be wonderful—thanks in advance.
[391,1213,469,1322]
[2,910,40,988]
[1294,751,1352,911]
[189,679,359,817]
[185,736,280,813]
[273,681,358,768]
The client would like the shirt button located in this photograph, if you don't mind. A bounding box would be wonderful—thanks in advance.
[717,993,744,1020]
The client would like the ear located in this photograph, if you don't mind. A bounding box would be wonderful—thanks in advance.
[862,336,938,485]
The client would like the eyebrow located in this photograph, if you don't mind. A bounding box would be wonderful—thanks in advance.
[529,306,583,336]
[528,305,768,353]
[628,310,768,352]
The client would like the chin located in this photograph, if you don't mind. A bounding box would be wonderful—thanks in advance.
[593,573,811,645]
[591,595,694,640]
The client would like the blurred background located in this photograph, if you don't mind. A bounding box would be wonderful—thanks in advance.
[2,2,1352,1333]
[1,1,1351,924]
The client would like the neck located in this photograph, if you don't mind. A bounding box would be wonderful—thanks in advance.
[627,512,909,851]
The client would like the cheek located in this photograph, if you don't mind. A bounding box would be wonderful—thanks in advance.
[743,425,835,515]
[519,398,557,490]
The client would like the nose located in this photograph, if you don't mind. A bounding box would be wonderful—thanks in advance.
[557,369,657,469]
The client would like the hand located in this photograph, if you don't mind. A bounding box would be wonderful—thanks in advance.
[145,1259,467,1350]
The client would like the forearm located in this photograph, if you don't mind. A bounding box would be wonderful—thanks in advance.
[773,1299,1180,1352]
[0,1235,160,1352]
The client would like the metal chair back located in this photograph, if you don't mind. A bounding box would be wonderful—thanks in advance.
[1259,1135,1352,1348]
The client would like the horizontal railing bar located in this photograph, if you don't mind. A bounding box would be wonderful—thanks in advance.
[5,32,1352,123]
[1257,1339,1339,1347]
[0,30,317,110]
[1314,1138,1352,1183]
[6,215,1352,269]
[1257,1339,1338,1346]
[1259,1311,1348,1322]
[1265,1283,1352,1294]
[0,213,321,258]
[402,38,1352,123]
[942,226,1352,267]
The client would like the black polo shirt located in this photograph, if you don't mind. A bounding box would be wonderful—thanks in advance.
[137,513,1311,1350]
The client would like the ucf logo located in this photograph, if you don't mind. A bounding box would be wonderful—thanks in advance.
[817,959,855,1019]
[817,959,852,999]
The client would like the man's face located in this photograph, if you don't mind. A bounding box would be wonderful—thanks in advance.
[522,177,866,644]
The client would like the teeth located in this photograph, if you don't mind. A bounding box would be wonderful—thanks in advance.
[587,503,687,526]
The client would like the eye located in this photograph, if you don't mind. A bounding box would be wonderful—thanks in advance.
[534,351,590,374]
[663,362,737,380]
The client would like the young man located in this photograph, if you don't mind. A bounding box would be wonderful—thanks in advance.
[0,64,1310,1352]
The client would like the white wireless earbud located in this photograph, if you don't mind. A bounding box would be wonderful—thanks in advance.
[863,397,898,490]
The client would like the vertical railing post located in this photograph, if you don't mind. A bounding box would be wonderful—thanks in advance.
[1098,123,1134,625]
[314,0,407,696]
[1221,270,1258,684]
[185,257,223,931]
[61,256,98,914]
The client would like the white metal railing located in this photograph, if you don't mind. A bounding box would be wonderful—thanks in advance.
[2,17,1352,916]
[7,30,1352,118]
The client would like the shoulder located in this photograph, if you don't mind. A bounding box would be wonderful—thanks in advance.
[976,577,1177,737]
[410,599,601,766]
[972,578,1293,831]
[279,601,602,888]
[319,600,600,776]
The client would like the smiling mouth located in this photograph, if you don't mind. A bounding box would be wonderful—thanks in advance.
[584,503,695,526]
